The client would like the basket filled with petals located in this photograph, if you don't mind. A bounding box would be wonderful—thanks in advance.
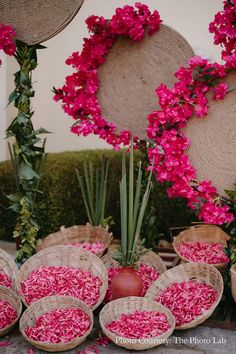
[173,225,230,269]
[146,262,223,330]
[0,285,22,336]
[0,247,18,290]
[16,245,108,310]
[20,295,93,352]
[99,296,175,350]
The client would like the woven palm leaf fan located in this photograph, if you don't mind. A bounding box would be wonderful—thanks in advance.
[97,24,194,139]
[184,70,236,196]
[0,0,84,45]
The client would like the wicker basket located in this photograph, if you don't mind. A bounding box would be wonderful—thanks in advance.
[36,224,113,257]
[230,264,236,303]
[0,285,22,336]
[20,295,93,352]
[145,262,223,330]
[0,247,18,290]
[16,245,108,310]
[99,296,175,350]
[173,225,230,269]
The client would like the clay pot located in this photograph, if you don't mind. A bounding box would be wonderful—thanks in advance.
[111,266,143,300]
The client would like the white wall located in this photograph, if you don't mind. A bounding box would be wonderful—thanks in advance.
[1,0,223,161]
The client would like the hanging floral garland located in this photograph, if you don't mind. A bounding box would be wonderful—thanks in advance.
[147,55,234,225]
[209,0,236,69]
[53,2,162,150]
[0,23,16,65]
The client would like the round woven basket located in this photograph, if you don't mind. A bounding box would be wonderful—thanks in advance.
[0,285,22,337]
[145,262,223,330]
[230,264,236,303]
[36,224,113,258]
[0,0,84,45]
[19,295,93,353]
[172,225,230,269]
[0,247,18,290]
[184,69,236,196]
[16,245,108,310]
[99,296,175,351]
[98,24,194,139]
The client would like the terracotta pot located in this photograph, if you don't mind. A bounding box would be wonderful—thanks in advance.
[111,266,143,300]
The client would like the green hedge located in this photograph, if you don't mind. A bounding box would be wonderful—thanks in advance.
[0,149,196,241]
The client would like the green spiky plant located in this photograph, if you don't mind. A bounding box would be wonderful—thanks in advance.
[114,140,152,266]
[75,158,112,228]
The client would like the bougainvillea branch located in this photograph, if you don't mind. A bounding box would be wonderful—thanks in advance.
[209,0,236,68]
[147,56,234,225]
[53,3,162,150]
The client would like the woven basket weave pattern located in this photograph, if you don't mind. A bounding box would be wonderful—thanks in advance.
[16,245,108,310]
[19,295,93,352]
[0,247,18,290]
[0,285,22,337]
[231,264,236,303]
[145,262,223,330]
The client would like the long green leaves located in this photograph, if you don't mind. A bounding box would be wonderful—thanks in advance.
[119,140,152,266]
[76,158,110,226]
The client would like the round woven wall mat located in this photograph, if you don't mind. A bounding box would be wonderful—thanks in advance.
[184,70,236,196]
[97,24,194,139]
[0,0,84,45]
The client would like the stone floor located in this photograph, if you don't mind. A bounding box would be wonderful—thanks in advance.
[1,240,236,354]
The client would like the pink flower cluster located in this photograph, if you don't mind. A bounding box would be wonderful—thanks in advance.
[25,307,91,343]
[156,280,217,326]
[106,310,170,339]
[0,23,16,66]
[67,241,106,254]
[177,241,230,264]
[209,1,236,68]
[19,266,102,307]
[0,270,12,289]
[54,3,162,150]
[105,263,160,302]
[147,55,234,225]
[0,300,17,329]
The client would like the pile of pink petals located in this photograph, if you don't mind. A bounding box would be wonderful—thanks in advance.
[67,241,106,254]
[177,241,230,264]
[156,280,217,326]
[19,266,102,307]
[0,270,12,288]
[105,263,160,302]
[25,308,90,343]
[0,300,17,329]
[106,310,170,338]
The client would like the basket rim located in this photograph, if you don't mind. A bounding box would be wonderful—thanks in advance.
[145,262,223,330]
[0,247,18,277]
[16,245,108,309]
[0,285,22,334]
[19,295,93,348]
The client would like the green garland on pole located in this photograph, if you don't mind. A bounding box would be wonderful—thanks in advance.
[6,40,48,262]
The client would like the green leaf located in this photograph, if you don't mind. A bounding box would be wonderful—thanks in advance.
[18,162,39,181]
[7,90,19,106]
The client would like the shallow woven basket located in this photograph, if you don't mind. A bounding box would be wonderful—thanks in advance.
[16,245,108,310]
[36,224,113,258]
[0,285,22,336]
[173,225,230,269]
[230,264,236,303]
[0,247,18,290]
[145,262,223,330]
[19,295,93,353]
[99,296,175,351]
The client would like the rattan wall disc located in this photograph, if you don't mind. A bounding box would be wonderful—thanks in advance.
[184,70,236,196]
[97,24,194,139]
[0,0,84,45]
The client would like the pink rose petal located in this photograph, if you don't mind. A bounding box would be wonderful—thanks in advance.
[0,300,17,329]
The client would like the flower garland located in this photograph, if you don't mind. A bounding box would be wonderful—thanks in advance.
[0,23,16,66]
[53,3,162,150]
[147,55,234,225]
[209,0,236,69]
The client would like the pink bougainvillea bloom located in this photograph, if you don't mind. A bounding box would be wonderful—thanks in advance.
[0,300,17,329]
[25,308,91,343]
[106,310,170,338]
[0,270,12,289]
[177,241,230,264]
[156,281,217,326]
[19,266,102,307]
[213,83,229,100]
